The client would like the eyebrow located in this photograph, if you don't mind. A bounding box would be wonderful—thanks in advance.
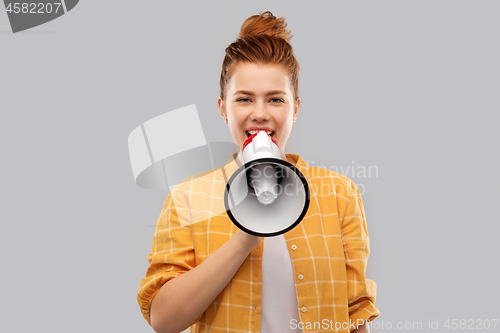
[233,90,288,96]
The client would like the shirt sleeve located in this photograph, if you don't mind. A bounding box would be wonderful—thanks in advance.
[136,186,196,326]
[339,180,380,329]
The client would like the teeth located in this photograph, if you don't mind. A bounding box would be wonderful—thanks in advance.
[247,130,273,136]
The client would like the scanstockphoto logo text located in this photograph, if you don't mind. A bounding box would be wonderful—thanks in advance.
[305,159,379,196]
[244,162,378,198]
[3,1,79,33]
[290,318,500,331]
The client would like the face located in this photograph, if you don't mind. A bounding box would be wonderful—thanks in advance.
[218,62,301,161]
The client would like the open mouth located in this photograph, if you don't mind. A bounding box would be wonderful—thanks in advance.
[245,130,274,138]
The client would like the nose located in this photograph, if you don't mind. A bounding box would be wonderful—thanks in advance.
[250,102,270,122]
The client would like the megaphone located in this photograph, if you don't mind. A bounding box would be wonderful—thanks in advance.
[224,131,310,237]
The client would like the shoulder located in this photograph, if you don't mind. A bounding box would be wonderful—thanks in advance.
[168,164,231,205]
[291,154,355,187]
[299,162,359,199]
[169,168,218,197]
[304,164,356,186]
[288,154,360,197]
[173,153,238,195]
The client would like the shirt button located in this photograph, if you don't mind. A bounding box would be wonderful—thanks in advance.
[291,244,297,250]
[301,307,307,313]
[298,274,304,280]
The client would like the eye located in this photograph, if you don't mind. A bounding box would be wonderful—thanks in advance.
[270,98,284,103]
[237,98,251,102]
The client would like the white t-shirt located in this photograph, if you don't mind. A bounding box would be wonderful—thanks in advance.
[260,234,303,333]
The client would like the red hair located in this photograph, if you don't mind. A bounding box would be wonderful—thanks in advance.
[219,11,300,101]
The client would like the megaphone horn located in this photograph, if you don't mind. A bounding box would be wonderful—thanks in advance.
[224,131,310,237]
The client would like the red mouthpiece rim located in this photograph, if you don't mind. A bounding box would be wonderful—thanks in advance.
[242,131,279,151]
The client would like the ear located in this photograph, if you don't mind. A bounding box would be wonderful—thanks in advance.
[218,96,227,122]
[293,97,301,123]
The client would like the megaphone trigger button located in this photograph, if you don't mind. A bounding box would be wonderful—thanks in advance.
[291,244,297,251]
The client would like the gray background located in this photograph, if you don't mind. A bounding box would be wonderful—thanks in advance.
[1,1,499,332]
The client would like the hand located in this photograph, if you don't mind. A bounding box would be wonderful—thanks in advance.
[234,229,262,253]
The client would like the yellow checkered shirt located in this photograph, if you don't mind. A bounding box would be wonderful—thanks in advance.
[137,154,379,332]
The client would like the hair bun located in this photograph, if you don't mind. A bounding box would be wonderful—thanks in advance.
[238,11,293,43]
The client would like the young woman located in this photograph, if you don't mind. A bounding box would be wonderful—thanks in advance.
[137,11,379,333]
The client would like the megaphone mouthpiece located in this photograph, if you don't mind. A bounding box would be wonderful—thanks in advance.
[242,131,281,164]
